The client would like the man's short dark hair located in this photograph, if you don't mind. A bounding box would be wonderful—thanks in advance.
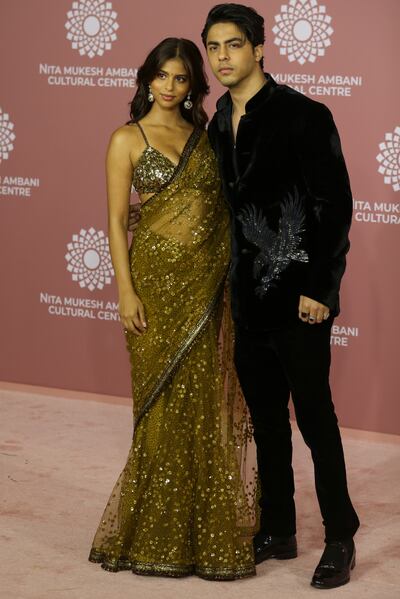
[201,3,265,69]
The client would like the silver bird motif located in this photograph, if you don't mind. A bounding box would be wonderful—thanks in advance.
[237,191,309,297]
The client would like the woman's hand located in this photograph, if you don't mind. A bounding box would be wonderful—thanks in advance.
[119,289,147,335]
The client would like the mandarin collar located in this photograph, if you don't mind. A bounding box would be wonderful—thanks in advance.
[216,73,277,116]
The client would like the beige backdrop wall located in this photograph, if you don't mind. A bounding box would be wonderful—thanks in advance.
[0,0,399,434]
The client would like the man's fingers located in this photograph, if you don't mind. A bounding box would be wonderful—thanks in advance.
[129,204,141,222]
[315,306,326,324]
[127,203,142,232]
[300,300,312,322]
[298,295,329,324]
[307,307,318,324]
[128,203,140,215]
[299,295,309,321]
[128,218,140,233]
[299,308,310,322]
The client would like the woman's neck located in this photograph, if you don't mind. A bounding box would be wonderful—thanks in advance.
[144,103,187,128]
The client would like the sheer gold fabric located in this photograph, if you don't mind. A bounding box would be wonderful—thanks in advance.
[89,130,257,580]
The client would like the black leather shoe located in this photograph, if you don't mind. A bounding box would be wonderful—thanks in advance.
[311,539,356,589]
[253,532,297,564]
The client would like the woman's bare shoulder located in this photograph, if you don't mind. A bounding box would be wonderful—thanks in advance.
[109,123,142,147]
[108,124,146,166]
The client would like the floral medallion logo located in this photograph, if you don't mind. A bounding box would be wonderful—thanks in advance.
[65,0,119,58]
[273,0,333,65]
[376,126,400,192]
[65,228,114,291]
[0,108,16,164]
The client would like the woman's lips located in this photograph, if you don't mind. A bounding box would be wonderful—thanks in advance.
[161,94,175,101]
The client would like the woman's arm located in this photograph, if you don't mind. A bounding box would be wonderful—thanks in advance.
[106,128,146,335]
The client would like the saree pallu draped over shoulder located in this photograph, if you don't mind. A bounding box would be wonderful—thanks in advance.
[89,130,258,580]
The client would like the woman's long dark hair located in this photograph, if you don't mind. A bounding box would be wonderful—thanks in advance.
[128,38,209,129]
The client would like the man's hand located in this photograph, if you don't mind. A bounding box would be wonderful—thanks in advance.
[128,203,141,232]
[298,295,330,324]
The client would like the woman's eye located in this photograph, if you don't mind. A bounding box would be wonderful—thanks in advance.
[157,72,166,79]
[176,76,187,83]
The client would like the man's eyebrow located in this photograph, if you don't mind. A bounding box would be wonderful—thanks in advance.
[207,37,244,46]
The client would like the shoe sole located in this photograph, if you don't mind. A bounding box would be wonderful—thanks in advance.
[310,554,356,589]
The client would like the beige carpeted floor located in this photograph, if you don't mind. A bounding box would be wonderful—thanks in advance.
[1,382,400,599]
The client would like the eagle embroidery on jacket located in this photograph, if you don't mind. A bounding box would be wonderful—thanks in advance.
[237,190,309,297]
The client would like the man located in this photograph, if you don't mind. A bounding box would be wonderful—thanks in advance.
[201,3,359,590]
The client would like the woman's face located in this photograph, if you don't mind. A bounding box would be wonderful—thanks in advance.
[150,57,191,109]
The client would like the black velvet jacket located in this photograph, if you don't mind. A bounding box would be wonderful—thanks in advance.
[208,73,353,331]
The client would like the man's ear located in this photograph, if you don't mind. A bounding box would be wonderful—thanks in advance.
[254,44,264,64]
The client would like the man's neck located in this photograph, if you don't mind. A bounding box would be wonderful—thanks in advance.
[229,68,266,115]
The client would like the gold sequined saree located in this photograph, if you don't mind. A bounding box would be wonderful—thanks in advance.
[89,130,257,580]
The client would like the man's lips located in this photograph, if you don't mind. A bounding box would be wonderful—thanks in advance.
[218,67,233,75]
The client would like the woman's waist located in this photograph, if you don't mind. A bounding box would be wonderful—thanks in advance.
[131,222,229,257]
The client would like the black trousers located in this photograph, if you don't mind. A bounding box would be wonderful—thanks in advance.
[234,318,360,543]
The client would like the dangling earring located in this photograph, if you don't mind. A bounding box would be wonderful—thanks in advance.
[184,92,193,110]
[148,85,154,103]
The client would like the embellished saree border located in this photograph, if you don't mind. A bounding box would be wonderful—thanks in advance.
[89,550,256,580]
[196,563,255,581]
[132,560,255,580]
[135,275,226,426]
[89,549,132,572]
[169,127,203,186]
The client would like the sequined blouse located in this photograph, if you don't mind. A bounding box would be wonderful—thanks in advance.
[132,122,192,194]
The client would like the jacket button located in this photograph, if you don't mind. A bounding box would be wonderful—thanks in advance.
[228,181,235,188]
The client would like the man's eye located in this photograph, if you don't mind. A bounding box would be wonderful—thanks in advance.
[229,43,240,49]
[208,46,217,52]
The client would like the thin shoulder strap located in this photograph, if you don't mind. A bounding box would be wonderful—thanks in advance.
[136,121,149,147]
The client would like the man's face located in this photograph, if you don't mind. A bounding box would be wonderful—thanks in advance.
[205,22,263,89]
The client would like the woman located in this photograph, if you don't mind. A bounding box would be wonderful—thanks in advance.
[88,38,257,580]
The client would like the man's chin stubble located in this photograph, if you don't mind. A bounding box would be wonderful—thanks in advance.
[217,75,238,88]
